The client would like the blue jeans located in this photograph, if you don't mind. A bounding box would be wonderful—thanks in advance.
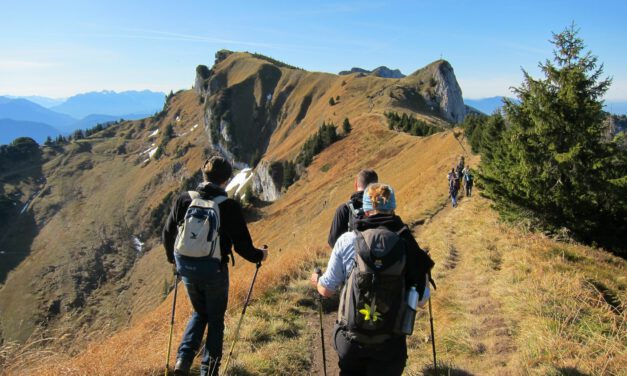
[176,258,229,374]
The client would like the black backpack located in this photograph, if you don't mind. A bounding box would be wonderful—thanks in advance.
[337,227,407,344]
[346,200,365,232]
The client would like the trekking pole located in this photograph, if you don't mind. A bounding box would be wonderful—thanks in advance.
[315,267,327,376]
[428,295,437,375]
[222,260,262,375]
[164,272,180,376]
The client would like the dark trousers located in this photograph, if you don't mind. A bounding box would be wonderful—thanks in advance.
[333,327,407,376]
[176,268,229,375]
[465,182,473,197]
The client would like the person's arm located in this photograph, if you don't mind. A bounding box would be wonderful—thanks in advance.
[221,199,265,263]
[400,228,434,300]
[162,192,189,264]
[327,203,349,248]
[312,234,351,296]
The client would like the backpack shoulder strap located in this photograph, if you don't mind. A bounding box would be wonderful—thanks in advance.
[188,191,200,200]
[212,195,228,205]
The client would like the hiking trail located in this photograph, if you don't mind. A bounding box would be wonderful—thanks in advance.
[308,193,517,375]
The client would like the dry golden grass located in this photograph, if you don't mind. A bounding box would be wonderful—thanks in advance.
[4,53,624,376]
[405,195,626,376]
[4,109,470,375]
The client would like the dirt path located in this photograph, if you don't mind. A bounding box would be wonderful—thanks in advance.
[412,195,517,375]
[307,199,454,376]
[307,194,517,375]
[309,297,340,376]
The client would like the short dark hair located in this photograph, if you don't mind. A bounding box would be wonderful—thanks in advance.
[202,156,233,184]
[356,169,378,190]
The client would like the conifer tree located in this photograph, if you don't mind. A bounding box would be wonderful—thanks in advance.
[481,24,626,249]
[342,118,352,134]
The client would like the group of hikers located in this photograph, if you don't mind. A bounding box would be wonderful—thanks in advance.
[447,155,473,208]
[163,156,436,376]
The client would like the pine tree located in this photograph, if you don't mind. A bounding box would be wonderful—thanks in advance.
[481,24,626,249]
[342,118,352,134]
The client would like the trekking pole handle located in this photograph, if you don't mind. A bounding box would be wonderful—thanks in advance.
[257,245,268,268]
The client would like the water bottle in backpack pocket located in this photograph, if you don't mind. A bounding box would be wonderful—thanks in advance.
[174,192,227,261]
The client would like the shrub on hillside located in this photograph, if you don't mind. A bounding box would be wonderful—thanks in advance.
[385,112,441,136]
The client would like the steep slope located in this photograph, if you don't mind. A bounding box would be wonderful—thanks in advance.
[7,112,474,375]
[196,51,465,201]
[0,90,207,346]
[0,51,462,370]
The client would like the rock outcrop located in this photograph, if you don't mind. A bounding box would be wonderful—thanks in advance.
[251,161,282,201]
[430,61,466,123]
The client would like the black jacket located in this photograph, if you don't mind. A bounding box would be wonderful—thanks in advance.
[355,214,435,298]
[162,182,264,265]
[328,191,364,248]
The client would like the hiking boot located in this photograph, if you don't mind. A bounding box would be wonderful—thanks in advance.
[173,358,192,376]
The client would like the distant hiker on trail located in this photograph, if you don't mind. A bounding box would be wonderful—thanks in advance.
[456,155,465,177]
[163,156,268,376]
[448,168,459,208]
[327,169,379,248]
[462,166,473,197]
[312,183,434,376]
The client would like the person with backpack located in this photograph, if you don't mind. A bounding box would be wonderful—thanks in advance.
[311,183,434,375]
[162,156,268,376]
[462,166,473,197]
[327,169,378,248]
[449,170,459,208]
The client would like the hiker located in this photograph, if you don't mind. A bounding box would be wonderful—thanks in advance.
[312,183,434,376]
[449,169,459,207]
[327,169,379,248]
[456,155,465,177]
[463,166,473,197]
[163,156,268,376]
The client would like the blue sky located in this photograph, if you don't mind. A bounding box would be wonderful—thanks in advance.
[1,0,626,100]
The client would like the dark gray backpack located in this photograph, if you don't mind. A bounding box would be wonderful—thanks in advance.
[337,227,407,344]
[346,200,364,232]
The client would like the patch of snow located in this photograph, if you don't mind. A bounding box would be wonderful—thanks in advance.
[192,124,199,130]
[148,147,159,159]
[148,129,159,138]
[132,236,144,253]
[176,116,181,122]
[142,158,150,164]
[226,168,254,197]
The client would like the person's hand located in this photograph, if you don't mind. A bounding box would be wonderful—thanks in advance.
[310,272,320,288]
[259,246,268,261]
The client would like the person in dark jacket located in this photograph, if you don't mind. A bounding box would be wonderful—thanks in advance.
[327,169,378,248]
[163,156,268,376]
[312,183,434,376]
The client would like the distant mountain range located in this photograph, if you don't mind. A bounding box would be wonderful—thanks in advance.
[464,96,627,116]
[0,90,165,145]
[0,119,61,144]
[50,90,165,119]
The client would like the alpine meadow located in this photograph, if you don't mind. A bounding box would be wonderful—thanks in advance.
[0,13,625,376]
